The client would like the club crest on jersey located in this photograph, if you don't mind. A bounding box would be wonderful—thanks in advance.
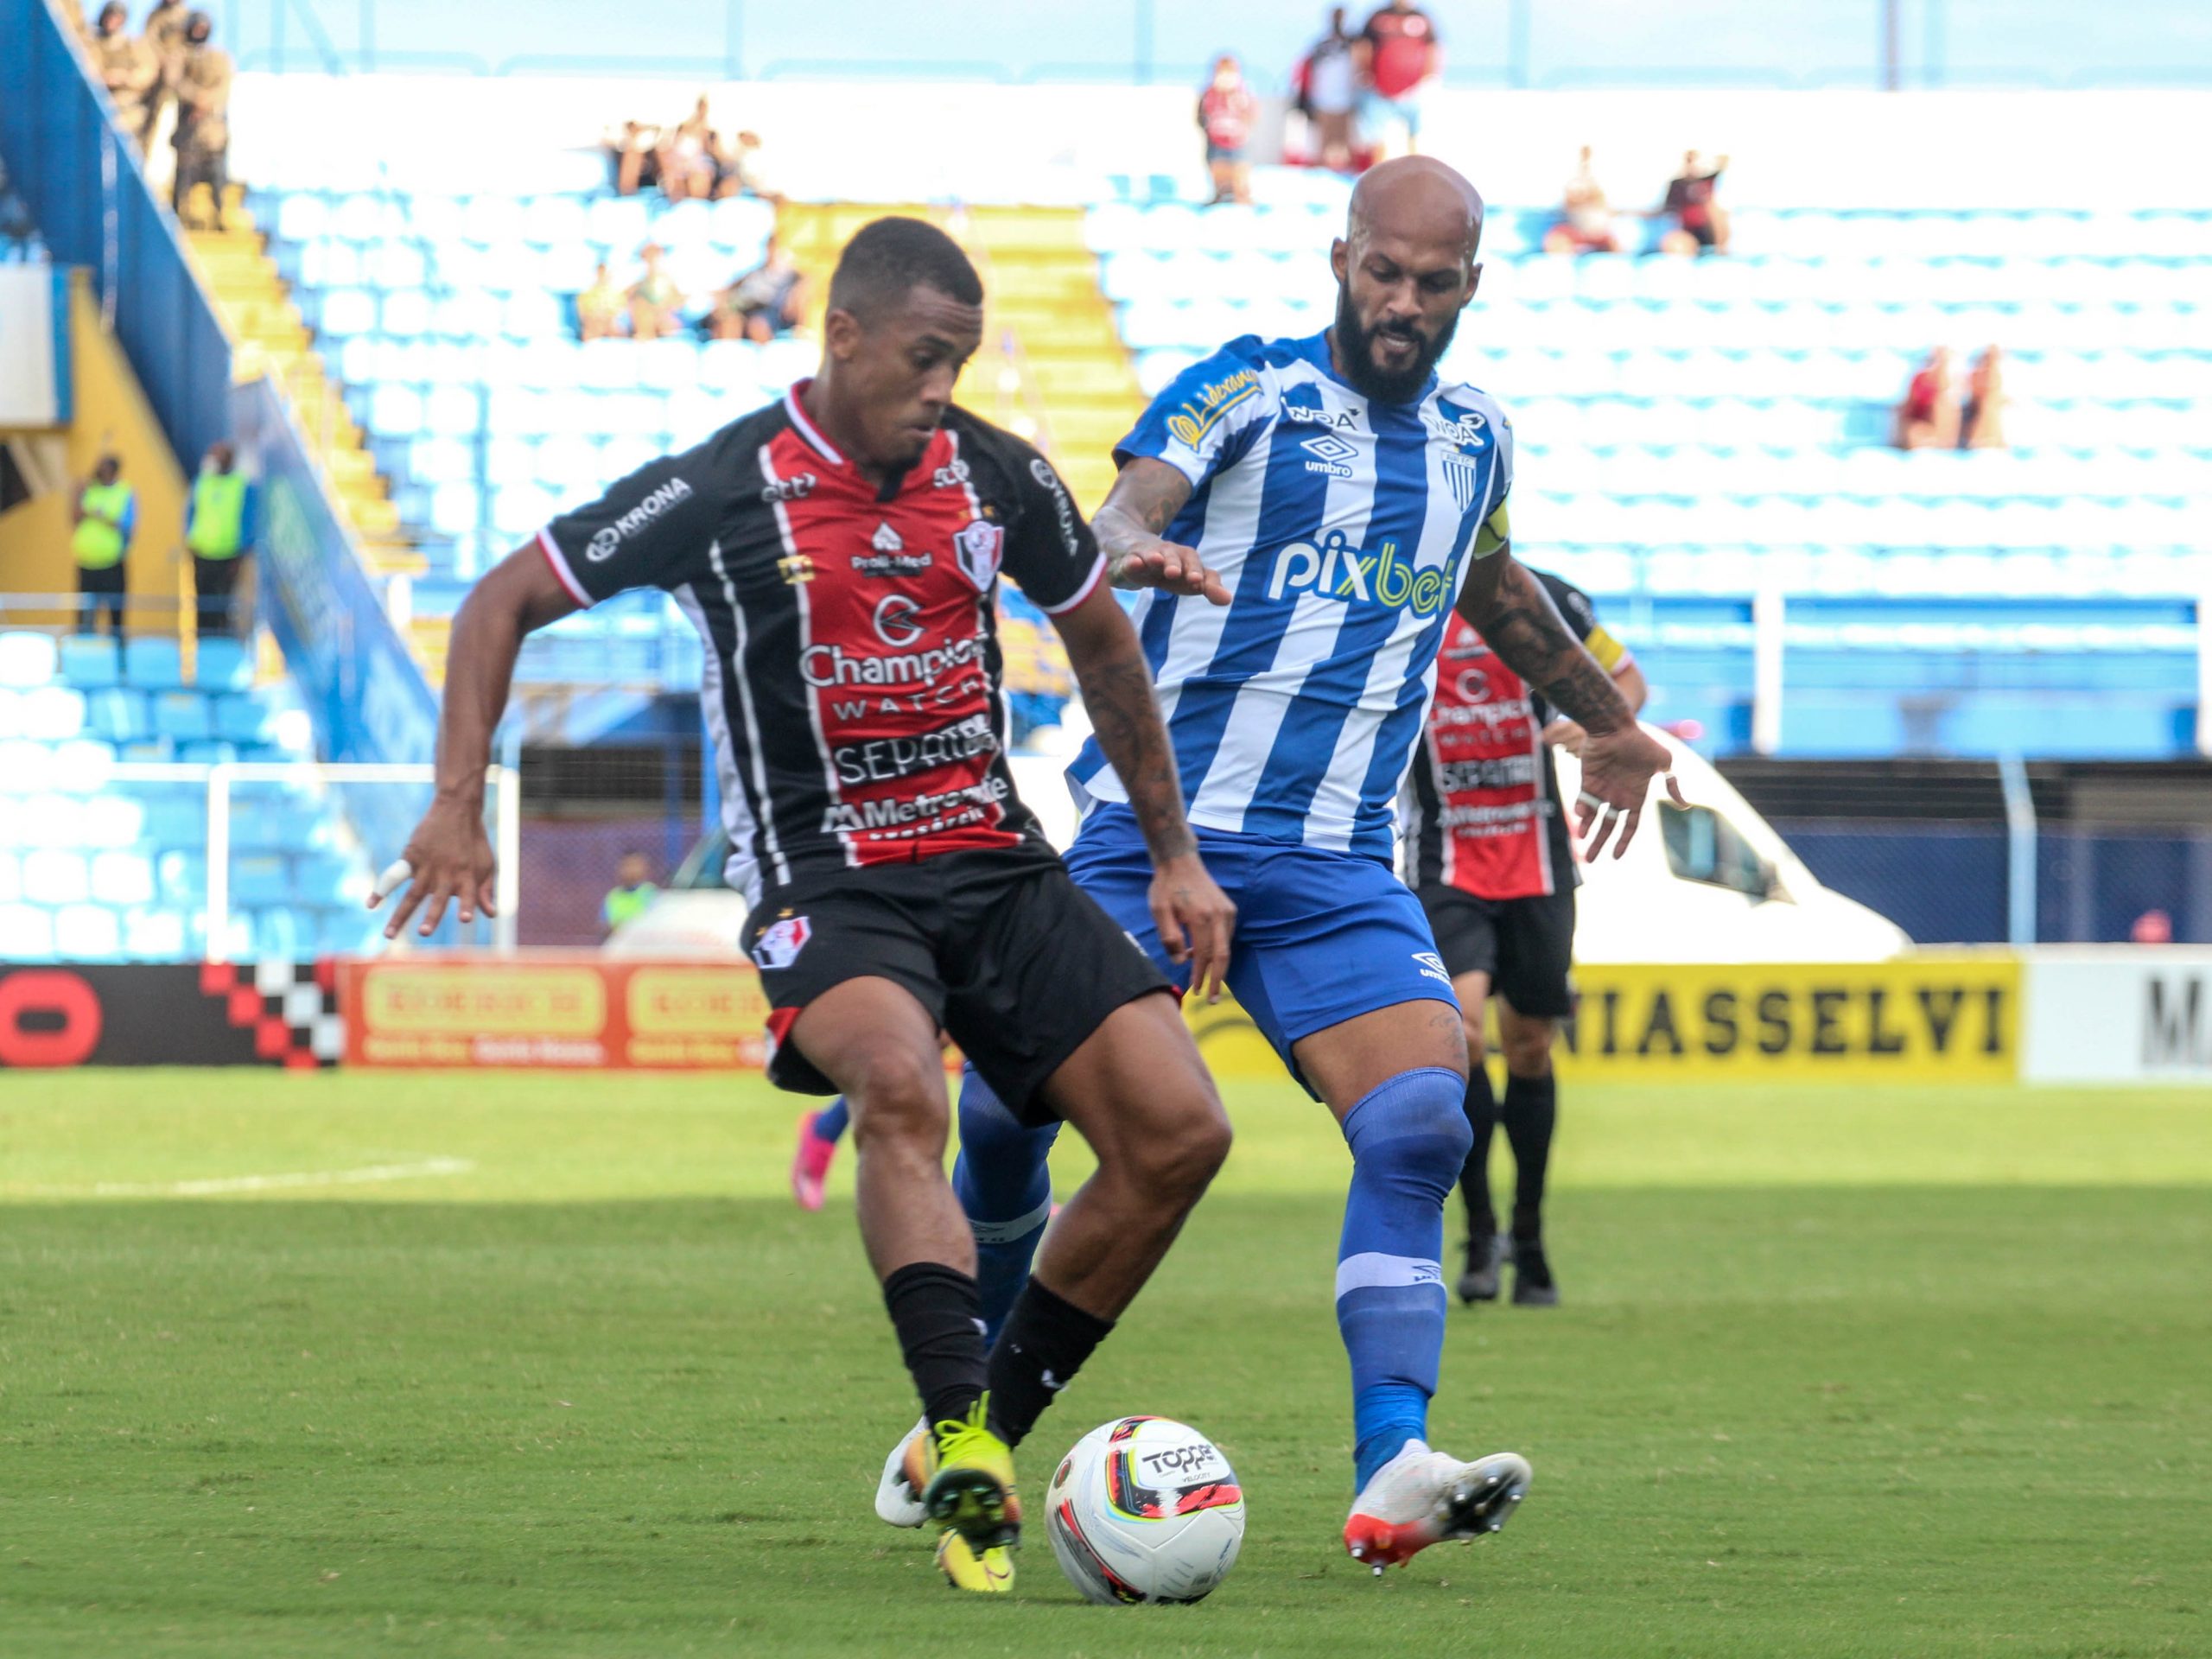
[1267,531,1456,616]
[952,518,1004,591]
[752,915,811,971]
[1441,451,1487,514]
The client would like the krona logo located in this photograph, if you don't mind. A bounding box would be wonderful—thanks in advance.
[586,476,693,561]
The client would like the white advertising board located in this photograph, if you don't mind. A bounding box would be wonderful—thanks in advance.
[2022,950,2212,1084]
[0,266,66,429]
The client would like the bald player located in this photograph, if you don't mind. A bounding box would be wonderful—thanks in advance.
[874,159,1681,1575]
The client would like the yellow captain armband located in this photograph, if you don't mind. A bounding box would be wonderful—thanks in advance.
[1472,501,1510,557]
[1581,624,1629,672]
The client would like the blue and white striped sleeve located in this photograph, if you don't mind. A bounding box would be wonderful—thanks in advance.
[1113,338,1274,490]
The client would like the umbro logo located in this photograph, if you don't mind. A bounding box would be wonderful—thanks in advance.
[871,522,905,552]
[1301,432,1358,480]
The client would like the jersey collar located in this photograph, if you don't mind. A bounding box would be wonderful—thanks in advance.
[784,380,847,466]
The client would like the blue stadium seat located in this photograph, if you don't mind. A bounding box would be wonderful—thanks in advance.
[0,631,59,688]
[59,634,121,688]
[0,904,55,958]
[157,850,207,905]
[153,691,213,742]
[89,850,156,906]
[80,793,147,849]
[232,855,289,907]
[22,849,89,905]
[211,696,272,746]
[194,637,252,692]
[124,906,188,959]
[124,636,187,690]
[84,688,151,743]
[18,685,86,740]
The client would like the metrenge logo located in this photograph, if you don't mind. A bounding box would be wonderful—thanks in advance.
[585,475,693,561]
[1267,531,1457,616]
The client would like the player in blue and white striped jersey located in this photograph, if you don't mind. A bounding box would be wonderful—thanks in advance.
[884,157,1681,1575]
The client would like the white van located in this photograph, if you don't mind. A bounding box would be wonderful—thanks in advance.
[608,729,1909,963]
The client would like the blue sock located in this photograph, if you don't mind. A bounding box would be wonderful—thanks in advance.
[952,1065,1061,1344]
[1337,1066,1474,1491]
[813,1096,850,1143]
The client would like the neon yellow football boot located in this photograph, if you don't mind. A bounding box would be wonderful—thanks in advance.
[900,1396,1020,1589]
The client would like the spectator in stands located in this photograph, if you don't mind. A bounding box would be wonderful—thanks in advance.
[72,454,136,638]
[657,95,719,203]
[719,129,784,207]
[1655,149,1730,255]
[1961,344,2007,449]
[1895,347,1961,450]
[626,243,685,340]
[138,0,191,156]
[2132,909,2174,945]
[602,852,658,939]
[185,440,254,637]
[710,236,808,343]
[89,3,160,149]
[1543,145,1618,255]
[1359,0,1442,158]
[169,10,231,231]
[605,120,661,198]
[1299,9,1363,173]
[1198,54,1258,207]
[576,262,626,341]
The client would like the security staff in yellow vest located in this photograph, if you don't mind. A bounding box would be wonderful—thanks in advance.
[602,851,659,940]
[72,454,137,637]
[185,441,256,637]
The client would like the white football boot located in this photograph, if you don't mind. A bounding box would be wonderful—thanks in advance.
[1343,1440,1533,1573]
[874,1418,929,1528]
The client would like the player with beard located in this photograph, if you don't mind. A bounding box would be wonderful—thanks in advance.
[874,158,1681,1575]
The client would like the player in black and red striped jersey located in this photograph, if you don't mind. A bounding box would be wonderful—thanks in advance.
[370,218,1236,1597]
[1400,568,1645,1307]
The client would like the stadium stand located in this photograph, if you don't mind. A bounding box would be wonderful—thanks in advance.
[245,144,2208,759]
[0,628,381,962]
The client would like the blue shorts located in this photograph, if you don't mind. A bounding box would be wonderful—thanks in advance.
[1065,804,1457,1096]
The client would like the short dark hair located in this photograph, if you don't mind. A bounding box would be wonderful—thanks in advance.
[828,217,982,322]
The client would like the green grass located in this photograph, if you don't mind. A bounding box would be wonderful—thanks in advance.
[3,1071,2209,1657]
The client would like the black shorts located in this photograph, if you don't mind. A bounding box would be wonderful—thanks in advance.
[1416,882,1578,1022]
[745,841,1173,1124]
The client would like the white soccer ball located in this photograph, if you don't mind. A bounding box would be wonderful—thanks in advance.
[1044,1415,1246,1605]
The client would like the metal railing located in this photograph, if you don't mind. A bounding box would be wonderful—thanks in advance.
[84,760,520,959]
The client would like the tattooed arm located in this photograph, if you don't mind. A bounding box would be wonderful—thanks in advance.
[1050,581,1236,999]
[1094,457,1231,605]
[1456,551,1684,856]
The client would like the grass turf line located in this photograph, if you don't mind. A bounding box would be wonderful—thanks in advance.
[1,1071,2206,1657]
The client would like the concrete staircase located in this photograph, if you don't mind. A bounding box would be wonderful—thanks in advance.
[181,182,421,578]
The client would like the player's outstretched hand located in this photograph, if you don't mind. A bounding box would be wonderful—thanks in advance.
[1573,723,1687,860]
[1150,850,1236,1005]
[366,798,499,939]
[1116,538,1231,606]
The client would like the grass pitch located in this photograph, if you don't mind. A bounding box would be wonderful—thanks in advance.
[2,1070,2208,1657]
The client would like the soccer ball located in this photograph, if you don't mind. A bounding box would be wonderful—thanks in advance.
[1044,1415,1245,1605]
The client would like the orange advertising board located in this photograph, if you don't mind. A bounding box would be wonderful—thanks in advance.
[340,957,772,1069]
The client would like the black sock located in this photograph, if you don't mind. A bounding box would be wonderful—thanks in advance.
[1503,1070,1557,1241]
[882,1262,989,1428]
[985,1277,1114,1450]
[1459,1064,1499,1241]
